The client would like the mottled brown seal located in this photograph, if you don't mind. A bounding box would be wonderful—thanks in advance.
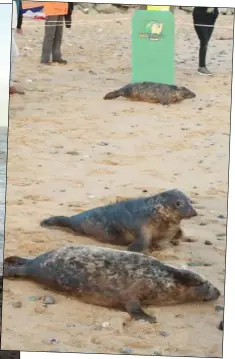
[103,82,196,105]
[4,245,220,323]
[40,189,197,253]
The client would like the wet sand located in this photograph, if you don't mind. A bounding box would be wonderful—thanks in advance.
[2,9,232,356]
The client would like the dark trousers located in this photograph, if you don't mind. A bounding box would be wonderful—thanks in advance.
[41,15,64,62]
[194,24,214,68]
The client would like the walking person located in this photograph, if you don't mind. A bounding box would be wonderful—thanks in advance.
[41,2,71,65]
[193,7,219,76]
[10,0,24,95]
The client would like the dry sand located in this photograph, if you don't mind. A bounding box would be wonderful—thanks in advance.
[1,9,233,356]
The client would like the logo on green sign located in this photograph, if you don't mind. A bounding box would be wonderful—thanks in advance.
[139,21,164,40]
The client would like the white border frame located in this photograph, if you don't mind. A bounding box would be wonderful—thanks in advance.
[3,0,234,358]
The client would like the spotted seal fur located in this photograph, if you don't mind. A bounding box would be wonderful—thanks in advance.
[4,245,220,323]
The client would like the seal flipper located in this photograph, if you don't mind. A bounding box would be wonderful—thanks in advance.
[170,227,183,246]
[40,215,72,229]
[128,240,146,253]
[127,225,153,253]
[125,300,157,323]
[103,89,122,100]
[4,256,31,278]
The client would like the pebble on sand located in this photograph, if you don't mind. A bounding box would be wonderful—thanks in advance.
[187,262,200,267]
[42,338,59,345]
[101,321,110,328]
[97,141,109,146]
[159,331,169,337]
[12,301,22,308]
[43,296,56,305]
[215,305,224,312]
[216,233,226,240]
[28,296,41,301]
[66,151,79,155]
[204,240,212,245]
[120,347,133,354]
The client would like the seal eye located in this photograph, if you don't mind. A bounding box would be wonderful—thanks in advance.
[176,201,183,208]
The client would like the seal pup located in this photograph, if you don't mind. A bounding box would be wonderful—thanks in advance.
[103,82,196,105]
[40,189,197,253]
[4,245,220,323]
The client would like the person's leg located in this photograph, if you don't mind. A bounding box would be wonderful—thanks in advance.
[41,15,57,64]
[194,25,212,75]
[207,24,215,41]
[52,15,67,64]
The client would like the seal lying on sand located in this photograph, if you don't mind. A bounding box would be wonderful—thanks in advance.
[103,82,196,105]
[4,245,220,323]
[40,189,197,253]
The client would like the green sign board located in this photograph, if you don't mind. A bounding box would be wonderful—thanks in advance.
[132,10,175,85]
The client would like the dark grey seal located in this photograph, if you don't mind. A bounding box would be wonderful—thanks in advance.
[103,82,196,105]
[40,188,197,253]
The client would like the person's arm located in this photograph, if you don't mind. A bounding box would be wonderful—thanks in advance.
[17,0,23,30]
[64,2,73,29]
[213,7,219,20]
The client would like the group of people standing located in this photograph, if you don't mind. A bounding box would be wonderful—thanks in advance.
[11,1,73,95]
[10,4,219,95]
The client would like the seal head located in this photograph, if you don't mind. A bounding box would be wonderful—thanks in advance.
[158,188,197,220]
[178,86,196,100]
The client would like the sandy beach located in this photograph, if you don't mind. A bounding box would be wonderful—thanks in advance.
[1,9,233,356]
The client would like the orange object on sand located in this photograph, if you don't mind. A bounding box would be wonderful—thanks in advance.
[43,2,68,16]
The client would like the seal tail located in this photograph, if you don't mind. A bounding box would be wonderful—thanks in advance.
[103,89,122,100]
[4,256,30,278]
[40,215,71,229]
